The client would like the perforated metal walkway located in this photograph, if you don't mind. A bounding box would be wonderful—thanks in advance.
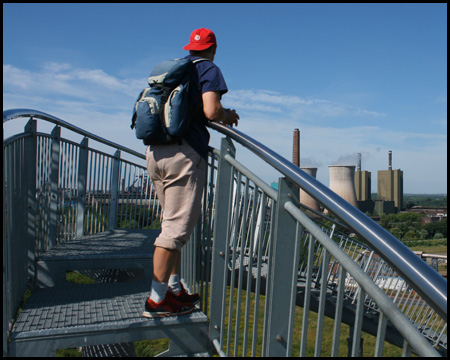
[36,229,157,287]
[9,230,210,357]
[10,281,208,356]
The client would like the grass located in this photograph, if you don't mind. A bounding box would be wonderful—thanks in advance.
[52,238,446,357]
[215,287,406,357]
[408,243,447,255]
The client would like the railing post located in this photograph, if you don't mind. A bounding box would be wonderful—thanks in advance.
[266,177,301,356]
[3,126,6,356]
[76,137,89,238]
[108,150,121,230]
[23,119,37,285]
[208,137,235,352]
[48,125,61,248]
[4,119,37,355]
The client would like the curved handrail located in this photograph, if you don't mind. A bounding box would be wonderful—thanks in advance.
[207,121,447,321]
[3,108,145,160]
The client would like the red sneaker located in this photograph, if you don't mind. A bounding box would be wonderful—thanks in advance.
[143,292,195,318]
[170,284,200,306]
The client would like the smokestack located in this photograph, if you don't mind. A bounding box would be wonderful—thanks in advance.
[388,150,392,170]
[293,129,300,167]
[357,153,361,171]
[328,165,358,207]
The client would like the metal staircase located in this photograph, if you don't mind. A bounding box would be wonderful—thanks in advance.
[3,109,447,357]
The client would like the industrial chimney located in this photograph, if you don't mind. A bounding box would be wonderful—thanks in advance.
[293,129,300,167]
[328,165,358,208]
[299,167,320,211]
[388,150,392,170]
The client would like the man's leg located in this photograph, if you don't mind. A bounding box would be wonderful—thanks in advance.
[168,253,182,294]
[148,247,177,303]
[153,247,179,283]
[144,246,194,318]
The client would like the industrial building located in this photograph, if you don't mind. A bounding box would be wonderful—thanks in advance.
[354,153,371,202]
[292,130,403,216]
[377,151,403,212]
[355,150,403,215]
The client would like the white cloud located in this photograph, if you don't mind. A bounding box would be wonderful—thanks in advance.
[3,63,143,105]
[223,88,386,121]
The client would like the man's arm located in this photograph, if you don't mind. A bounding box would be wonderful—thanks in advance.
[202,91,239,127]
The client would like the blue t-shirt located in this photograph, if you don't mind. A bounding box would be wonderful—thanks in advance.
[184,55,228,158]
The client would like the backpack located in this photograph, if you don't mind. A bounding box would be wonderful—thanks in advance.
[131,57,208,145]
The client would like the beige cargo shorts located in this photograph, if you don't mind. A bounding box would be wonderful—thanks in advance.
[146,141,206,252]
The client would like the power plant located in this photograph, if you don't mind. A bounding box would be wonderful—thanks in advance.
[292,130,403,216]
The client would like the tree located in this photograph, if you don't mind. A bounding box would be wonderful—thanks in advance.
[404,229,418,241]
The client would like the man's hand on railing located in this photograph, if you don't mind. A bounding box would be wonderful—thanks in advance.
[222,108,239,127]
[202,91,239,127]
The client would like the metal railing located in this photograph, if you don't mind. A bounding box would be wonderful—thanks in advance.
[3,109,164,356]
[3,109,447,357]
[205,131,446,357]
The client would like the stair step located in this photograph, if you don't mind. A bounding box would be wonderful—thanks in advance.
[9,281,209,356]
[36,229,158,287]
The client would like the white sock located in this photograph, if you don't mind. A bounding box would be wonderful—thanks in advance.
[168,274,182,295]
[150,280,168,303]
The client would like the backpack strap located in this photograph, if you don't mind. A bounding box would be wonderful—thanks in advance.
[192,58,210,64]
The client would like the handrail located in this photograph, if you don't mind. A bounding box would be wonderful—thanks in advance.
[3,109,145,160]
[207,121,447,321]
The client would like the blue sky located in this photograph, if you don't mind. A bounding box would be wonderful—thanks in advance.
[3,3,447,194]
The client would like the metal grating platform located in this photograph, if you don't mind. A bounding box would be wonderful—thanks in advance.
[36,229,158,287]
[10,281,209,356]
[12,282,149,333]
[38,229,158,260]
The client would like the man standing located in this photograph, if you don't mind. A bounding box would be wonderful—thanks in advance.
[143,28,239,318]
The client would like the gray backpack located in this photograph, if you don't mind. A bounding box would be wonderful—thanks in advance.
[131,57,208,145]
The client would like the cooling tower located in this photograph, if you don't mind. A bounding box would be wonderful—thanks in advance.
[299,167,320,211]
[328,165,358,207]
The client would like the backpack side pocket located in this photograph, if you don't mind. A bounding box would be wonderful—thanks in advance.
[135,95,165,142]
[164,81,190,137]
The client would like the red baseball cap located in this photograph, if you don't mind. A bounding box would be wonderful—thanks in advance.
[183,28,217,51]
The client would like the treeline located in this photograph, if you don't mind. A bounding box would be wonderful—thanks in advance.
[380,212,447,241]
[403,194,447,209]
